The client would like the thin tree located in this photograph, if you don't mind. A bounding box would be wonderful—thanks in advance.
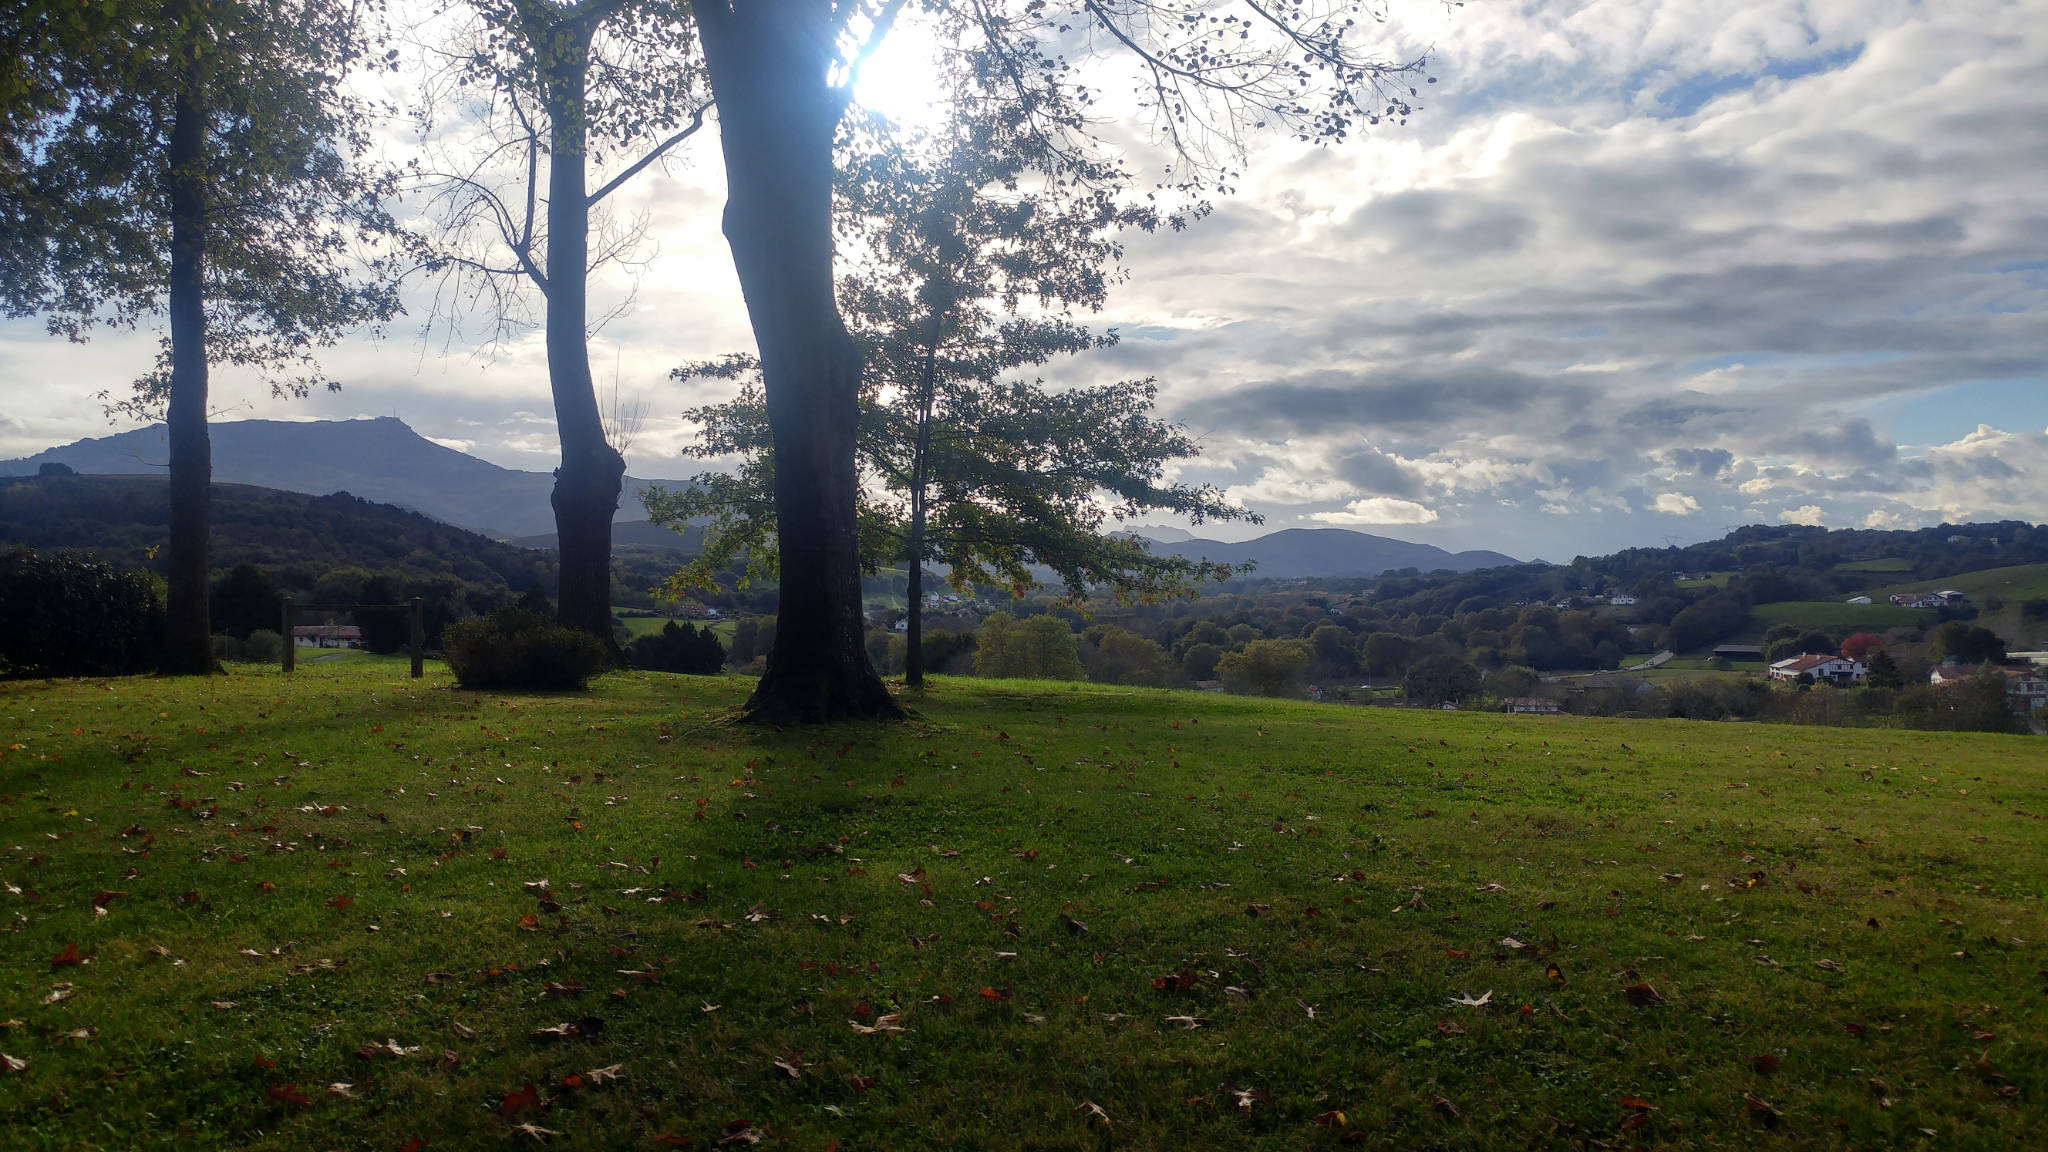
[647,100,1256,684]
[413,0,712,658]
[683,0,1428,722]
[2,0,403,673]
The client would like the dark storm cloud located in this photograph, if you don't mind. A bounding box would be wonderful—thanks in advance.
[1667,447,1735,477]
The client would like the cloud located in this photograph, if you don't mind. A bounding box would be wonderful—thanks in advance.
[1778,504,1827,526]
[1653,492,1701,515]
[1312,497,1441,525]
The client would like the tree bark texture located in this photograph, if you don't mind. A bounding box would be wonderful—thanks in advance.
[696,0,901,722]
[161,74,214,675]
[539,19,626,661]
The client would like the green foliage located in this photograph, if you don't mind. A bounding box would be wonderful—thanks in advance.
[972,612,1082,680]
[241,628,283,665]
[1667,595,1749,652]
[627,620,725,675]
[650,98,1252,612]
[208,562,281,640]
[1932,621,2006,665]
[1079,626,1175,687]
[441,607,608,691]
[1216,638,1311,697]
[4,0,403,408]
[1865,648,1904,689]
[1401,652,1482,703]
[0,548,163,677]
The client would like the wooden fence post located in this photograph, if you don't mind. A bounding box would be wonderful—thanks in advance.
[282,597,295,674]
[409,597,424,679]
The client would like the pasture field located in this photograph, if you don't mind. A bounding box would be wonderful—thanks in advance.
[1733,602,1924,643]
[1,662,2043,1150]
[1861,563,2048,605]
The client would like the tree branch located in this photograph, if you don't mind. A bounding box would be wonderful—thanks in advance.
[587,99,712,206]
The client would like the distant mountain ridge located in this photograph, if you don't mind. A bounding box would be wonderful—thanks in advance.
[1144,528,1519,579]
[0,417,687,539]
[4,419,1520,577]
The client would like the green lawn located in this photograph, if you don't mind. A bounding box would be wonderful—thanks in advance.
[2,662,2043,1150]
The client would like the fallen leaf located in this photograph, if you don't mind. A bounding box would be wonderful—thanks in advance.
[849,1014,907,1035]
[1448,991,1493,1008]
[1073,1100,1112,1126]
[716,1119,763,1146]
[50,941,90,968]
[1623,983,1665,1007]
[499,1082,542,1117]
[1743,1091,1781,1126]
[586,1063,622,1084]
[1431,1095,1461,1119]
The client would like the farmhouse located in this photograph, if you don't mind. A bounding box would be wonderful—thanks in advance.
[1503,697,1561,714]
[1712,644,1765,661]
[1768,654,1867,683]
[1888,590,1969,609]
[1607,593,1638,606]
[1930,664,2048,710]
[292,624,360,648]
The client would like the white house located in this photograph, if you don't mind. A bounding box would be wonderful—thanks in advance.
[1845,595,1872,605]
[1769,654,1867,683]
[1607,593,1638,606]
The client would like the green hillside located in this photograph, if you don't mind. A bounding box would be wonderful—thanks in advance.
[0,473,554,601]
[1863,561,2048,605]
[1734,600,1924,641]
[1,666,2040,1150]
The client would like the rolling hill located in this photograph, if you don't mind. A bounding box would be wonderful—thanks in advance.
[0,417,688,538]
[1144,527,1519,579]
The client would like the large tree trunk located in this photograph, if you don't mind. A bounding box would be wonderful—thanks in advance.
[695,0,900,723]
[160,74,213,676]
[541,22,625,661]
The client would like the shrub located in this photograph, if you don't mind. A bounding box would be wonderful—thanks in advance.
[627,620,725,674]
[442,608,608,690]
[1218,638,1312,696]
[0,548,163,678]
[243,629,284,665]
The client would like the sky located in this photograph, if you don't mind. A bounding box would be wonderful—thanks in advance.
[1,0,2044,563]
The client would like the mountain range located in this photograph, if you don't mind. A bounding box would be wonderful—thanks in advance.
[3,418,1521,578]
[0,417,687,539]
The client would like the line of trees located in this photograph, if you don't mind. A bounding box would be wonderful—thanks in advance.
[4,0,1430,721]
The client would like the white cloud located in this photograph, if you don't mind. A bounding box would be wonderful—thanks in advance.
[1652,492,1701,515]
[1778,504,1827,526]
[1312,497,1441,525]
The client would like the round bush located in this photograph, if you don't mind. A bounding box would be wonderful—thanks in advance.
[442,608,608,690]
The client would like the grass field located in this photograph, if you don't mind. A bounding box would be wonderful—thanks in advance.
[1862,563,2048,605]
[1733,602,1925,643]
[2,662,2044,1150]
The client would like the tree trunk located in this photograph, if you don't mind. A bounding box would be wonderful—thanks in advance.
[160,71,213,676]
[541,22,625,661]
[695,0,900,723]
[903,332,941,688]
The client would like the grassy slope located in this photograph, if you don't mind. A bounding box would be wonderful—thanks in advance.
[1861,562,2048,605]
[1,664,2043,1150]
[1733,603,1925,643]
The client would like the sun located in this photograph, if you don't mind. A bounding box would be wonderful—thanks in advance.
[850,20,949,130]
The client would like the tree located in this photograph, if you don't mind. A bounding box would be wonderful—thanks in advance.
[1217,638,1311,697]
[1402,652,1480,704]
[1931,621,2004,666]
[210,563,283,640]
[681,0,1429,722]
[3,0,402,674]
[650,98,1251,690]
[1864,648,1903,690]
[1081,626,1175,687]
[414,0,712,657]
[628,619,726,673]
[1840,631,1885,661]
[972,611,1082,679]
